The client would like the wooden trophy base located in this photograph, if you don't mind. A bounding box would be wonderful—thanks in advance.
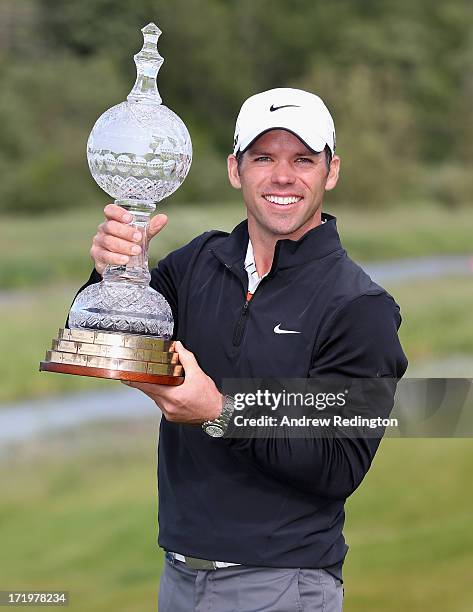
[39,328,184,385]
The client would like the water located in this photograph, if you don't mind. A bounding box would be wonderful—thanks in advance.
[0,388,158,447]
[364,254,473,284]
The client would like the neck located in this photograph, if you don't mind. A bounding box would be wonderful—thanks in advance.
[248,227,276,277]
[247,212,324,277]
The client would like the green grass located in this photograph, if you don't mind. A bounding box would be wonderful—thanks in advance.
[0,420,162,612]
[0,422,472,611]
[1,204,245,289]
[385,276,473,362]
[335,201,473,262]
[0,274,472,402]
[1,202,472,289]
[0,285,116,402]
[344,437,473,611]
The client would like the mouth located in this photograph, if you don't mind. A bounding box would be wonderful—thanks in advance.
[262,195,303,206]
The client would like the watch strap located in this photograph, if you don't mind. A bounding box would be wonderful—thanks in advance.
[202,394,235,437]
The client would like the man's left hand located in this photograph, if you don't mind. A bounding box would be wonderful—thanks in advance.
[123,341,223,425]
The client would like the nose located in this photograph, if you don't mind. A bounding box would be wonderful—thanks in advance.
[271,160,296,185]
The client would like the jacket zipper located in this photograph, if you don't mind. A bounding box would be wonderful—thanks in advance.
[232,300,250,346]
[209,247,273,348]
[232,275,271,347]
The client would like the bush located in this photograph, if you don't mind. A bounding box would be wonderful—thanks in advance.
[0,55,126,214]
[298,64,420,207]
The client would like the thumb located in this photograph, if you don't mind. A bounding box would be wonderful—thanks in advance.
[174,341,198,374]
[148,213,168,240]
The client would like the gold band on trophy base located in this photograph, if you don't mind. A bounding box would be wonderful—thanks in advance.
[40,328,184,385]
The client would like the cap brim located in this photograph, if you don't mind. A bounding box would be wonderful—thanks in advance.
[236,126,328,157]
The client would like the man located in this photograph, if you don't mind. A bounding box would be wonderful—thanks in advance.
[79,88,408,610]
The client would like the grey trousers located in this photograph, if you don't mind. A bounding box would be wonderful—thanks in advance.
[158,557,344,612]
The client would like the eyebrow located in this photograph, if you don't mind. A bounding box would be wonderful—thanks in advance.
[247,149,272,156]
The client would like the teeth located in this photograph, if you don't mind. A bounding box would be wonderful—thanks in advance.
[264,195,302,205]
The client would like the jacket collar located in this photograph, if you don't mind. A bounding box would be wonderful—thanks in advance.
[211,212,344,273]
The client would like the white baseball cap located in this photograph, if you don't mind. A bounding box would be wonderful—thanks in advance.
[233,87,336,156]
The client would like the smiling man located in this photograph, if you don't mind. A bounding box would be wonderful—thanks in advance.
[80,87,408,611]
[228,94,339,279]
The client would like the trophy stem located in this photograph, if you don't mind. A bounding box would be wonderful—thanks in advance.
[102,198,156,285]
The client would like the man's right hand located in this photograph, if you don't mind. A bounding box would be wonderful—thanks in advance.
[90,204,168,275]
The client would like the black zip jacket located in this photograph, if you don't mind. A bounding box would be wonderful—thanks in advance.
[73,212,408,579]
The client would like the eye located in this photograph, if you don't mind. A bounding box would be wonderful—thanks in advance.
[295,157,314,164]
[253,156,272,162]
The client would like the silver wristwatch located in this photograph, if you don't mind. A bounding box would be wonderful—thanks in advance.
[202,395,235,438]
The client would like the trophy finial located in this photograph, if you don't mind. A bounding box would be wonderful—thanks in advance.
[142,22,162,37]
[127,22,164,104]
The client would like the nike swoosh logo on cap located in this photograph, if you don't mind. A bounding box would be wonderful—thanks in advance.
[274,324,301,334]
[269,104,301,112]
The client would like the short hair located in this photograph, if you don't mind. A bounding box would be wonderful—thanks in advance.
[236,144,332,174]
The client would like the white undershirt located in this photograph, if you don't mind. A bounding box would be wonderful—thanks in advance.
[244,240,269,294]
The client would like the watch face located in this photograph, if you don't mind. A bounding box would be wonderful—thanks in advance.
[205,424,224,438]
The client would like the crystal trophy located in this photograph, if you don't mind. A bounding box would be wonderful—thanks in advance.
[40,23,192,385]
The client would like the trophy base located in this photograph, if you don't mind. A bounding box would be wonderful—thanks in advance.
[40,328,184,386]
[39,361,184,385]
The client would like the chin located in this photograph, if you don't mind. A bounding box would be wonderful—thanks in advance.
[267,222,303,237]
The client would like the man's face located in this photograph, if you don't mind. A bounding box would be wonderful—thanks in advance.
[227,130,340,242]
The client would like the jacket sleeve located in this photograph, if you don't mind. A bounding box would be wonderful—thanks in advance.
[222,292,408,500]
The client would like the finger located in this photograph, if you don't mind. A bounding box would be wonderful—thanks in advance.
[104,203,133,223]
[97,233,142,257]
[91,245,129,267]
[148,214,168,239]
[174,341,198,374]
[101,219,142,242]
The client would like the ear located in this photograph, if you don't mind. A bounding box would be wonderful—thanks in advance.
[325,155,340,192]
[227,154,242,189]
